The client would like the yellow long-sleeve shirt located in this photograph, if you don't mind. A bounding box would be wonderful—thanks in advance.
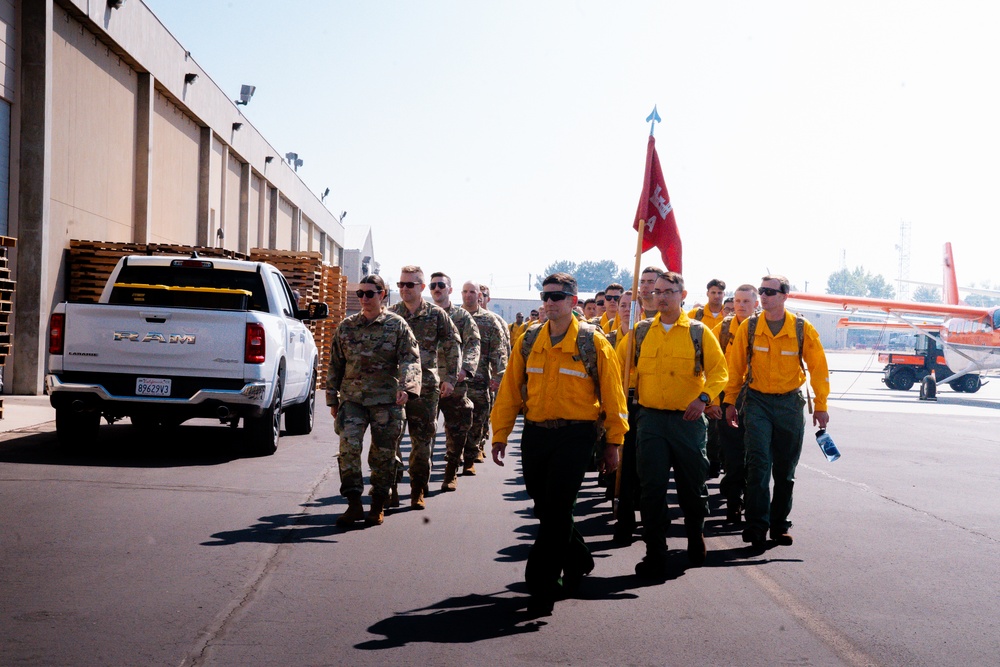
[688,305,726,331]
[631,312,728,411]
[599,312,620,334]
[723,311,830,412]
[491,317,629,445]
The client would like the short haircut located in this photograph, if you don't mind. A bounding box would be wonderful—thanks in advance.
[657,271,685,291]
[595,291,605,298]
[641,266,664,277]
[761,274,790,294]
[400,265,423,279]
[624,289,633,296]
[360,274,387,292]
[735,284,759,296]
[430,271,451,284]
[583,298,596,307]
[707,278,726,291]
[530,309,539,317]
[723,296,735,304]
[542,272,578,295]
[604,283,625,293]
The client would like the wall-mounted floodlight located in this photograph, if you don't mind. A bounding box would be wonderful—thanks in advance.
[232,122,243,131]
[264,156,274,164]
[184,73,199,85]
[293,158,303,172]
[285,152,298,163]
[236,85,256,106]
[321,188,330,202]
[108,0,126,9]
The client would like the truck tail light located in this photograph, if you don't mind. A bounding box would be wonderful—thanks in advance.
[245,322,266,363]
[49,313,66,355]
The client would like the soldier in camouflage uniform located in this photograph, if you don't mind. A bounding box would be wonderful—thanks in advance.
[327,274,421,527]
[478,284,510,460]
[429,272,481,492]
[461,281,508,474]
[389,266,461,509]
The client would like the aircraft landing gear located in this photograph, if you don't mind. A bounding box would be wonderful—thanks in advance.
[919,375,937,401]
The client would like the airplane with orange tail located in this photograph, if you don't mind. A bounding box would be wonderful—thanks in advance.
[789,243,1000,396]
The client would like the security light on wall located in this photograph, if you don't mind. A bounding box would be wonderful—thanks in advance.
[321,188,330,202]
[184,73,199,84]
[264,156,274,164]
[232,122,243,131]
[236,85,256,106]
[108,0,126,9]
[285,152,298,163]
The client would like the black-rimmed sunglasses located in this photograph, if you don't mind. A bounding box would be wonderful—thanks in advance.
[540,291,573,302]
[396,281,421,289]
[758,287,784,296]
[428,281,448,290]
[356,289,382,299]
[604,294,621,302]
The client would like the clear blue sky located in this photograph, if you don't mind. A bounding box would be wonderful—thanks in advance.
[145,0,1000,300]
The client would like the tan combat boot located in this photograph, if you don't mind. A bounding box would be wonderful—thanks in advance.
[365,495,387,526]
[411,484,426,510]
[441,462,459,492]
[462,461,477,476]
[335,492,365,527]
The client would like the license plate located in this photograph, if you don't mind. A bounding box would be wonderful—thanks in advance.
[136,378,172,397]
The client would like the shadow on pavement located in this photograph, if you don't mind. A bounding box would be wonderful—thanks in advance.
[0,422,249,467]
[356,588,546,649]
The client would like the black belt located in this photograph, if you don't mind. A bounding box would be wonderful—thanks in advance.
[525,419,594,429]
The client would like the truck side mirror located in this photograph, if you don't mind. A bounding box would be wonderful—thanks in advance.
[301,302,329,321]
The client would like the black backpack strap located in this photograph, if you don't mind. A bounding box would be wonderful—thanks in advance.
[689,320,705,376]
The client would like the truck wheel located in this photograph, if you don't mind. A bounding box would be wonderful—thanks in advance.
[56,408,100,447]
[284,366,316,436]
[956,375,981,393]
[891,368,915,391]
[245,374,283,456]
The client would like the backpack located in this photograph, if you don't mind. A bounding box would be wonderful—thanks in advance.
[520,321,604,398]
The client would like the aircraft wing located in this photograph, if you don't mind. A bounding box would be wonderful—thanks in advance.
[834,317,940,331]
[788,292,992,320]
[899,279,1000,300]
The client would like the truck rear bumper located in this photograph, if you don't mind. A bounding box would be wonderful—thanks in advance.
[46,374,270,414]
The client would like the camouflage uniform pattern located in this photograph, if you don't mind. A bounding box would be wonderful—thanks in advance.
[437,304,481,466]
[389,300,462,491]
[326,309,421,498]
[466,306,508,463]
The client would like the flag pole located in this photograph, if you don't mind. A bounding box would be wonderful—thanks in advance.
[616,106,660,510]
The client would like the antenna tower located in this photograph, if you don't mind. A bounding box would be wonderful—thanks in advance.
[896,221,911,300]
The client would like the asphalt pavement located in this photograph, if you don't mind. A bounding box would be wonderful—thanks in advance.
[1,352,998,666]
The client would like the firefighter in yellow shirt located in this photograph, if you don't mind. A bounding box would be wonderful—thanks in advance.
[625,271,728,578]
[598,282,624,334]
[723,275,830,550]
[491,272,628,615]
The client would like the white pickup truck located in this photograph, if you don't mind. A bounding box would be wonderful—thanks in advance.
[46,253,329,455]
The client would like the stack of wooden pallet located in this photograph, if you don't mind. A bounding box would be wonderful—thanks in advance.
[0,235,16,418]
[249,249,348,388]
[66,240,248,303]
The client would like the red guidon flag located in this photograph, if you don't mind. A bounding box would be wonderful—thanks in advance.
[632,134,682,273]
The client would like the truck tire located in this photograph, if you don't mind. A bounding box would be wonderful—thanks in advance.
[284,366,316,436]
[56,408,100,447]
[890,368,915,391]
[952,375,981,393]
[245,373,283,456]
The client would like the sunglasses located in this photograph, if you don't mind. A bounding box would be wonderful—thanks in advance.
[428,281,448,290]
[650,288,681,296]
[356,289,382,299]
[539,291,573,302]
[604,294,621,302]
[758,287,784,296]
[596,300,605,306]
[397,281,421,289]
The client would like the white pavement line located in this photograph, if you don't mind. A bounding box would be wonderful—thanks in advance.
[740,562,882,667]
[801,463,1000,544]
[178,459,339,667]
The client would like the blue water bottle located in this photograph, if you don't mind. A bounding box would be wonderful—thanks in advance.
[816,429,841,462]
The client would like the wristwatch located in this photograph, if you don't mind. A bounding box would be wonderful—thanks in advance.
[698,392,710,404]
